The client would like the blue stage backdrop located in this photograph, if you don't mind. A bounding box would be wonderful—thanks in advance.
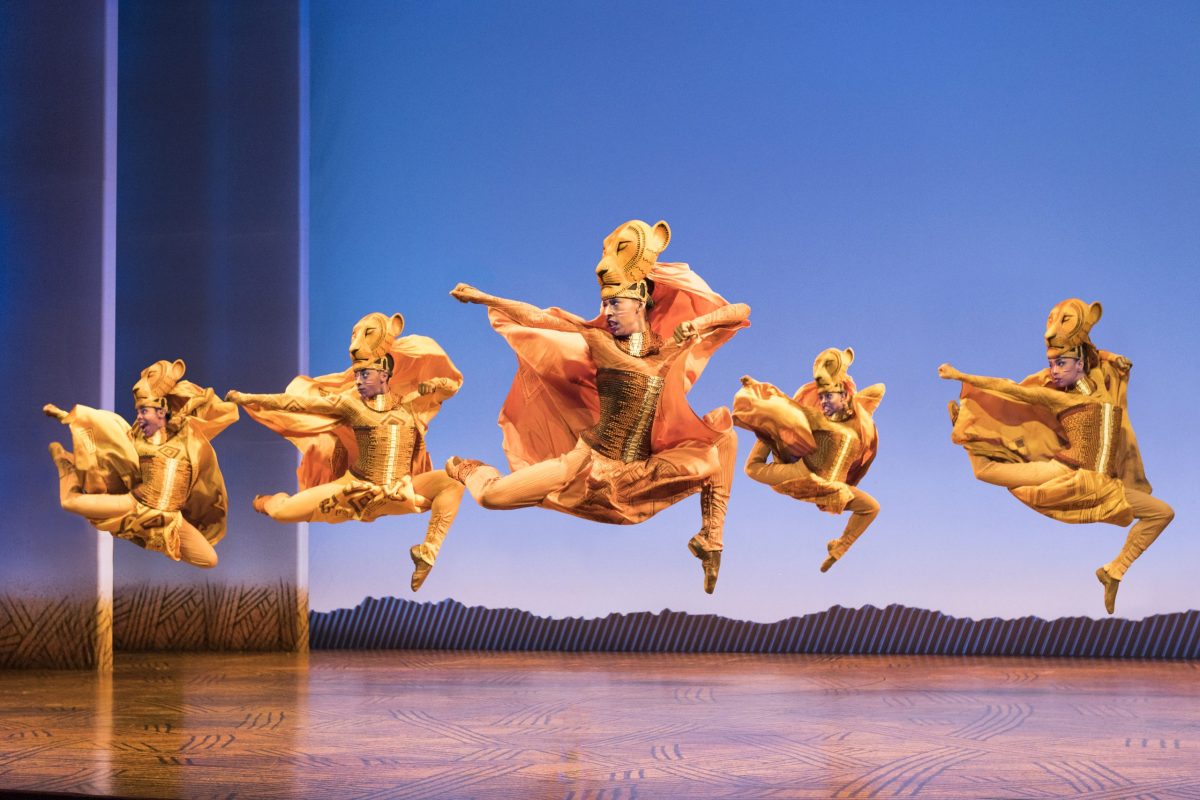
[0,0,113,669]
[113,0,307,651]
[308,0,1199,623]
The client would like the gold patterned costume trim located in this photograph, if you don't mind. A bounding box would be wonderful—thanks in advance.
[804,428,860,483]
[1010,468,1133,527]
[349,423,417,485]
[311,471,420,523]
[94,502,184,561]
[132,454,192,511]
[582,368,665,463]
[614,330,662,358]
[1056,403,1122,477]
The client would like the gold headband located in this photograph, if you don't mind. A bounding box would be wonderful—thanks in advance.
[353,354,394,373]
[1046,344,1085,360]
[610,280,651,304]
[132,393,168,410]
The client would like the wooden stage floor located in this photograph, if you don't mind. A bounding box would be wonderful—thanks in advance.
[0,651,1197,799]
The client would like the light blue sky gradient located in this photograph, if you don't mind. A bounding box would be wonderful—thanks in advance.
[308,0,1199,620]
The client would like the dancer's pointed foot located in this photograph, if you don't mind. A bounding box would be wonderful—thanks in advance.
[43,403,68,421]
[1095,566,1119,615]
[947,401,960,426]
[445,456,485,484]
[820,538,842,573]
[410,545,434,592]
[687,535,721,594]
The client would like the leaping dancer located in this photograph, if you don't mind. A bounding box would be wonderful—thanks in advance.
[45,359,236,567]
[446,219,749,593]
[734,347,884,572]
[226,312,464,592]
[940,298,1173,614]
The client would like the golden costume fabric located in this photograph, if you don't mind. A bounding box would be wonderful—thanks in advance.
[236,335,461,524]
[484,262,748,525]
[949,355,1145,525]
[732,376,884,506]
[732,366,883,571]
[952,353,1148,490]
[943,315,1174,608]
[55,382,235,559]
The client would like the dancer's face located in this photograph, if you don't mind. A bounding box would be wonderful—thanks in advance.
[135,405,168,437]
[819,391,849,418]
[355,368,390,400]
[1047,356,1085,389]
[603,297,647,337]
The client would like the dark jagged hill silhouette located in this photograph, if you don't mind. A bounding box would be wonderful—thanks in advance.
[310,599,1200,658]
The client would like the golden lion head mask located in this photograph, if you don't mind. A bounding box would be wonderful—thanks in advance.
[349,312,404,370]
[132,359,186,409]
[594,219,671,300]
[813,347,854,393]
[1045,298,1102,358]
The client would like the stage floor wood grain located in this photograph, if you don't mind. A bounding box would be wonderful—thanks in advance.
[0,652,1197,799]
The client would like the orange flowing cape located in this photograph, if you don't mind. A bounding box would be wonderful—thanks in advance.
[489,262,748,470]
[61,382,237,544]
[950,353,1150,525]
[240,335,461,489]
[733,377,884,487]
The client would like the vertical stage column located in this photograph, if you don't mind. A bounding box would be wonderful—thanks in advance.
[114,1,308,651]
[0,2,114,670]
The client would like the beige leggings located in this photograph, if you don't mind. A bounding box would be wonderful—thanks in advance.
[60,493,218,569]
[745,455,880,553]
[261,470,464,565]
[263,470,463,523]
[969,455,1174,579]
[464,433,735,551]
[465,444,591,510]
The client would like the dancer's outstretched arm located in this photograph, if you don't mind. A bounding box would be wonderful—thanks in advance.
[400,377,462,406]
[938,364,1066,413]
[417,377,461,400]
[450,283,588,333]
[224,390,341,414]
[671,302,751,345]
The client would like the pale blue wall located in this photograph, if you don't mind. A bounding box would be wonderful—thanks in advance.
[308,1,1200,621]
[0,1,110,599]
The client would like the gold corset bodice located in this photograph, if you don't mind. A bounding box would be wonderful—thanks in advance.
[132,437,192,511]
[350,423,417,485]
[803,427,861,483]
[582,368,665,463]
[1056,402,1122,476]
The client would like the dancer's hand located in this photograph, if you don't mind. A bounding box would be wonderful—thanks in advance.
[673,320,699,344]
[739,375,756,387]
[450,283,488,304]
[42,403,67,421]
[937,363,961,380]
[224,390,243,403]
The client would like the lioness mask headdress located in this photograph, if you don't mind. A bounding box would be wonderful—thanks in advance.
[349,312,404,372]
[132,359,186,409]
[595,219,671,302]
[1045,298,1102,363]
[813,347,854,394]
